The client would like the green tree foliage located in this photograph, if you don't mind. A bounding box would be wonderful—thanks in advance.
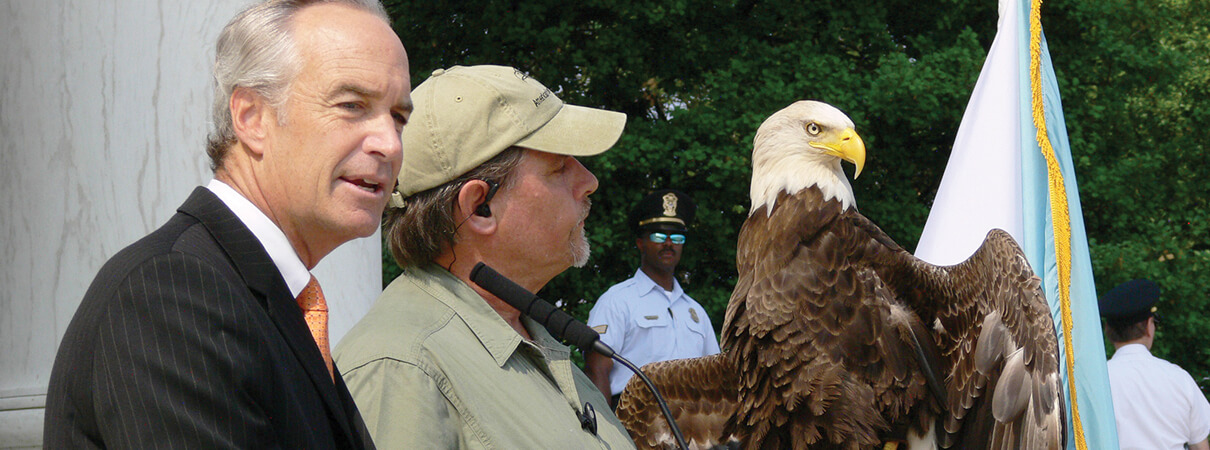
[1047,0,1210,391]
[381,0,1209,393]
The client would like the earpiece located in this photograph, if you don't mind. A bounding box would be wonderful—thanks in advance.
[474,179,500,217]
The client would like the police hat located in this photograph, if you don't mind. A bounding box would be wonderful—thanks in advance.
[1098,279,1160,326]
[629,189,695,235]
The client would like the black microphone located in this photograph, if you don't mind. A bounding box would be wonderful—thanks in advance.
[469,262,614,358]
[468,262,689,450]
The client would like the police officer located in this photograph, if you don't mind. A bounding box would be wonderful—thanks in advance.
[586,189,721,408]
[1101,279,1210,450]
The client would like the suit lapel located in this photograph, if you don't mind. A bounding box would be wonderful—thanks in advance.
[261,274,362,446]
[177,187,361,446]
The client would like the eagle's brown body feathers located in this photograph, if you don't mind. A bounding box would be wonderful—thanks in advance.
[722,188,943,449]
[616,101,1063,450]
[617,354,740,449]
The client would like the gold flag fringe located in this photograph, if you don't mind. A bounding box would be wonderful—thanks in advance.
[1029,1,1086,448]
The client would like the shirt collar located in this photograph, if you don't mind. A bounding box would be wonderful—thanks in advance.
[633,268,684,301]
[411,264,568,368]
[206,179,311,297]
[1113,343,1152,358]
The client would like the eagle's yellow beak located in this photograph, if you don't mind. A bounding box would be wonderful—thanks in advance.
[810,128,866,179]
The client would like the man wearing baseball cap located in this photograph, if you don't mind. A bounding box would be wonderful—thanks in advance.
[585,189,720,408]
[1100,279,1210,450]
[333,65,635,448]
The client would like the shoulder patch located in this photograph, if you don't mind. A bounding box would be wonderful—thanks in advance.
[592,324,608,334]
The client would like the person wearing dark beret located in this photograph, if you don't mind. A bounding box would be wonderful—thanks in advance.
[1101,279,1210,450]
[585,189,721,408]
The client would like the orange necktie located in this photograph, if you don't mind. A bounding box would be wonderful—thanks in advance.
[297,276,334,381]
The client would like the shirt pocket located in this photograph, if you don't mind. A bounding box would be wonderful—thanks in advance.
[684,314,709,338]
[634,312,671,330]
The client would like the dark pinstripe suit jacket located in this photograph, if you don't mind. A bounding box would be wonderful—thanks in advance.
[44,187,374,449]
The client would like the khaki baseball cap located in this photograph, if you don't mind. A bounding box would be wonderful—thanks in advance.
[392,65,627,200]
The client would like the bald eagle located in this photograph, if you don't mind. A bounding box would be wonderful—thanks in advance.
[616,101,1064,450]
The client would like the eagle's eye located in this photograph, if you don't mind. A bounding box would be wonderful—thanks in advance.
[805,122,821,135]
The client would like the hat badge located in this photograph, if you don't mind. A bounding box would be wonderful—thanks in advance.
[662,193,678,216]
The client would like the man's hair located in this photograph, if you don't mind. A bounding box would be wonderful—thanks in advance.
[1105,317,1150,343]
[205,0,389,171]
[385,147,526,268]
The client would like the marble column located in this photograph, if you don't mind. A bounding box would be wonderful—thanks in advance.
[0,2,384,446]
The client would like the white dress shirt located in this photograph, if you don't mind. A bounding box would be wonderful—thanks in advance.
[207,179,311,297]
[1108,343,1210,450]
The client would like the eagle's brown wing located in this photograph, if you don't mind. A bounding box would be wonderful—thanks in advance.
[864,224,1065,449]
[616,353,740,449]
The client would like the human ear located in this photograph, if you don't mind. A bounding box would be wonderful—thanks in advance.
[456,179,498,235]
[230,87,272,156]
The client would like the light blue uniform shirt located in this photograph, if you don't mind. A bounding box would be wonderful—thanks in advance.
[587,269,721,395]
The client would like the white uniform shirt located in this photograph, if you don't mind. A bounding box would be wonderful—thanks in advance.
[587,269,721,395]
[1107,343,1210,450]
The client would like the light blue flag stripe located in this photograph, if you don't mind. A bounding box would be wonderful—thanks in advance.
[1015,1,1119,449]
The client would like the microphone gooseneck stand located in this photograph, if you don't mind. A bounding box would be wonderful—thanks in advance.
[469,262,689,450]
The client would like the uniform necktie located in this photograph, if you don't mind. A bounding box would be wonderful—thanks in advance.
[297,275,334,381]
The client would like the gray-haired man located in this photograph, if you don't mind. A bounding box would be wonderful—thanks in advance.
[44,1,408,447]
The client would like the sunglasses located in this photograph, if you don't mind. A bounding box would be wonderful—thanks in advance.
[647,232,686,245]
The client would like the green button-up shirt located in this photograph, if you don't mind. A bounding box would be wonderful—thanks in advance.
[334,264,636,449]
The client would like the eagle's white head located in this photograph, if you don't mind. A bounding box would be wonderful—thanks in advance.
[749,100,867,216]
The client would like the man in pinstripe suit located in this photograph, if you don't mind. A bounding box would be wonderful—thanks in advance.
[43,1,410,447]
